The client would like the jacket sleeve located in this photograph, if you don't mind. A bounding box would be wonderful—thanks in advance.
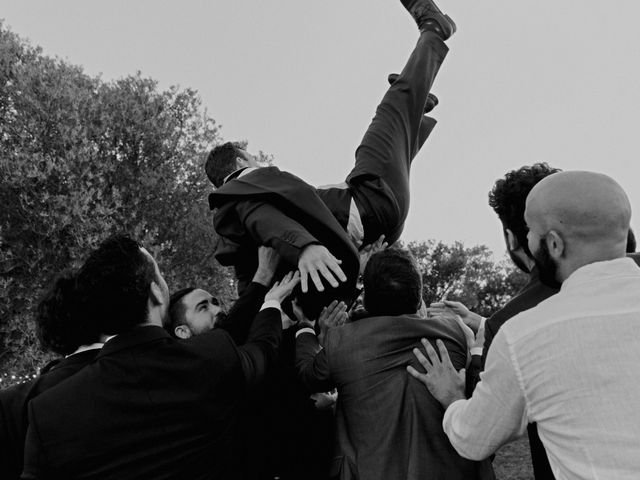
[235,200,319,265]
[295,331,334,393]
[237,306,283,388]
[466,317,498,397]
[216,282,268,345]
[20,407,48,479]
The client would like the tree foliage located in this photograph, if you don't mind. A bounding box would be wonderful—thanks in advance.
[0,23,235,375]
[404,240,528,317]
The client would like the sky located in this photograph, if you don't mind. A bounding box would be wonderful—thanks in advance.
[3,0,640,256]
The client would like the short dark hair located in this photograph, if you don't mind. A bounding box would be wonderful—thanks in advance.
[205,142,241,188]
[488,163,561,257]
[75,235,156,335]
[363,248,422,316]
[168,287,195,336]
[35,270,101,356]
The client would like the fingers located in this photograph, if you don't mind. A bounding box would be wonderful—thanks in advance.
[282,271,300,292]
[325,301,347,325]
[317,264,339,289]
[434,339,455,369]
[326,255,347,282]
[413,345,433,372]
[309,269,324,292]
[420,338,442,365]
[300,268,309,293]
[406,365,427,385]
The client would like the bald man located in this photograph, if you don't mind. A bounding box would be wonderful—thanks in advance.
[408,171,640,479]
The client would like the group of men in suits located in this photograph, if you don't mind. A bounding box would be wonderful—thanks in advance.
[4,0,640,478]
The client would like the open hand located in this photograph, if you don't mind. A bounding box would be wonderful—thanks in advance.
[318,300,348,343]
[298,244,346,293]
[407,338,465,408]
[264,271,300,304]
[358,234,388,276]
[427,300,483,333]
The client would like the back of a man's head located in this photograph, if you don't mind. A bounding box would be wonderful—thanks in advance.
[205,142,241,188]
[36,269,101,356]
[363,248,422,317]
[489,163,561,257]
[75,235,156,335]
[525,171,631,281]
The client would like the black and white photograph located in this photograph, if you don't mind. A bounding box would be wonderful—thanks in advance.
[1,1,639,479]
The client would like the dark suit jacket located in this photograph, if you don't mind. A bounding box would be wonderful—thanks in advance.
[0,349,99,479]
[21,307,281,480]
[296,314,486,480]
[216,281,268,345]
[209,167,359,298]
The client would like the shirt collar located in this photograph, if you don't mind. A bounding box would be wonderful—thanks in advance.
[223,166,258,184]
[65,342,105,358]
[561,257,639,292]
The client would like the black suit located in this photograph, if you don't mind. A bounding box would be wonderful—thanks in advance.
[216,281,268,345]
[209,32,448,294]
[21,306,282,480]
[0,349,99,479]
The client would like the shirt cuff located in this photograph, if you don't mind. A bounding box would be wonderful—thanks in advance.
[442,398,468,434]
[260,300,282,312]
[470,347,483,356]
[479,317,487,330]
[295,327,316,338]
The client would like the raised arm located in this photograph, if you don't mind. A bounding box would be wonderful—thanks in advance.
[217,246,281,344]
[295,327,334,393]
[237,272,299,388]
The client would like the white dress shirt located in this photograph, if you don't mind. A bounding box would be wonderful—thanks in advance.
[443,257,640,480]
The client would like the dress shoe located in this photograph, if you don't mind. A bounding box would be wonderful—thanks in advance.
[387,73,439,113]
[400,0,456,40]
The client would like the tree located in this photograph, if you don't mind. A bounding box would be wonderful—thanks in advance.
[0,23,236,377]
[404,240,528,317]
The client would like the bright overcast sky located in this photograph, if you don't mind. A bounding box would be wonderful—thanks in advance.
[3,0,640,256]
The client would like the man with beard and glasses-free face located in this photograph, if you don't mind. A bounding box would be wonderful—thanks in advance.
[409,171,640,480]
[168,246,282,343]
[169,289,225,339]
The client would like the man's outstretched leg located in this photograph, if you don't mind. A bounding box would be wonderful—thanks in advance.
[346,0,455,245]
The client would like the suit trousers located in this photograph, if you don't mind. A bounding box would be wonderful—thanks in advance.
[318,32,448,246]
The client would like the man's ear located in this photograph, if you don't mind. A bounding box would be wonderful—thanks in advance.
[174,325,192,339]
[545,230,565,259]
[235,156,246,170]
[504,228,519,251]
[149,280,165,306]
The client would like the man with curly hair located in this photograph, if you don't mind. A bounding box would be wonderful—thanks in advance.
[429,163,560,479]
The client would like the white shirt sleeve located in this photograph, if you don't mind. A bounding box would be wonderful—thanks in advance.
[442,327,529,460]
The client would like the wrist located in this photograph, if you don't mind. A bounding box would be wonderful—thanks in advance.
[252,270,274,287]
[467,313,485,333]
[442,389,466,409]
[295,322,316,338]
